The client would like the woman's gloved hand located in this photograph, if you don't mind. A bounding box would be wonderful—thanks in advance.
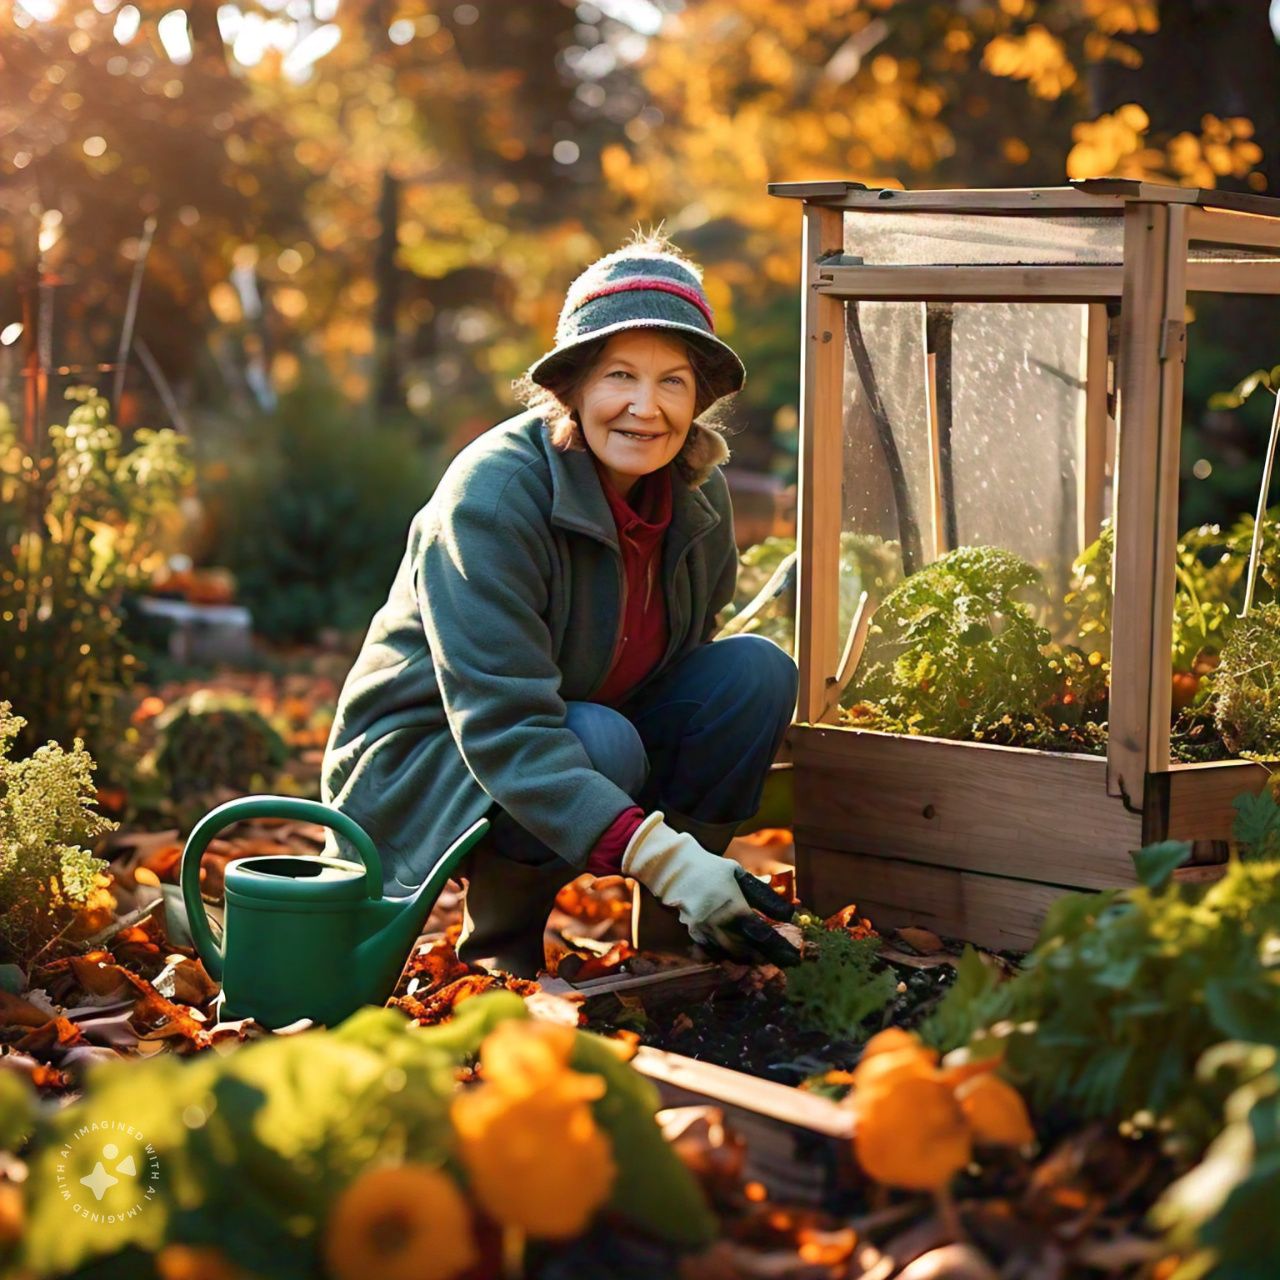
[620,811,801,966]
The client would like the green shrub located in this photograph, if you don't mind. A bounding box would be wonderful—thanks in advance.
[922,788,1280,1156]
[1213,603,1280,760]
[1153,1043,1280,1280]
[141,690,289,828]
[0,701,114,966]
[0,388,191,763]
[202,369,444,643]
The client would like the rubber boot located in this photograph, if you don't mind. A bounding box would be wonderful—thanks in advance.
[455,836,574,980]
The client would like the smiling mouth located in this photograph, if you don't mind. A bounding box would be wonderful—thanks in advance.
[614,428,664,441]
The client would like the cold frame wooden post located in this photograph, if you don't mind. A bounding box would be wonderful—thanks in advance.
[794,204,845,725]
[1108,203,1187,804]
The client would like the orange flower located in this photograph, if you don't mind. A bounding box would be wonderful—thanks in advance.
[852,1071,972,1191]
[155,1245,250,1280]
[323,1164,477,1280]
[848,1029,1034,1191]
[452,1020,616,1239]
[955,1073,1035,1147]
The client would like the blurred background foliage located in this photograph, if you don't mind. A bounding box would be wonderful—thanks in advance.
[0,0,1278,764]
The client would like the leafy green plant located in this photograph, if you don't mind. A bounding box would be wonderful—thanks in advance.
[846,545,1060,738]
[0,388,191,764]
[923,788,1280,1155]
[1152,1042,1280,1280]
[1213,603,1280,760]
[0,701,114,966]
[784,921,897,1041]
[203,367,444,643]
[12,992,714,1279]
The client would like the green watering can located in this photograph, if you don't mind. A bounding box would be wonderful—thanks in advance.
[179,796,489,1030]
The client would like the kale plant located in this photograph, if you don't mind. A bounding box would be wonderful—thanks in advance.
[846,545,1059,738]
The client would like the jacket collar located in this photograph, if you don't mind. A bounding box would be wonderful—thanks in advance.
[539,417,719,552]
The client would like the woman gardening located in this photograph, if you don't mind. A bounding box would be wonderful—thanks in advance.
[321,231,801,978]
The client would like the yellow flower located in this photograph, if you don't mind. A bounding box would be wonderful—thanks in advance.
[452,1020,616,1239]
[323,1163,477,1280]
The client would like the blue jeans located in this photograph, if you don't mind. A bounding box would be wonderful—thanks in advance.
[487,633,799,863]
[458,634,798,973]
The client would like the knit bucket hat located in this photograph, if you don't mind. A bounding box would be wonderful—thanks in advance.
[526,243,746,403]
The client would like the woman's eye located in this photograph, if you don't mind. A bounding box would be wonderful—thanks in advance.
[665,377,685,386]
[609,370,632,379]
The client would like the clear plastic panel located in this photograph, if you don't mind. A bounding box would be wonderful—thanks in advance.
[1172,291,1280,764]
[844,210,1123,266]
[837,300,1112,752]
[1188,241,1280,261]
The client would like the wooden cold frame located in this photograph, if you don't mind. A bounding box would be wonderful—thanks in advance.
[794,206,844,726]
[780,187,1280,950]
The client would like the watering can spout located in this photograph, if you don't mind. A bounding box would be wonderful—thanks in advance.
[353,818,491,1004]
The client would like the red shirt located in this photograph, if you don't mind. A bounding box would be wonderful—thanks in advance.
[584,458,673,874]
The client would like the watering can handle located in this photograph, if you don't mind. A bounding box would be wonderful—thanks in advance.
[179,796,383,983]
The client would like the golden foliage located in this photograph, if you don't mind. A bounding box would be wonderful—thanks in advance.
[1067,105,1263,188]
[982,26,1078,99]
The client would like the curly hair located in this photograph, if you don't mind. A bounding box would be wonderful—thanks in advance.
[511,229,737,488]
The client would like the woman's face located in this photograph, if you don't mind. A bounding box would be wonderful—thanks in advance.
[572,329,697,499]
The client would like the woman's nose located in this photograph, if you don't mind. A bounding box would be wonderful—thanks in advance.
[628,386,659,417]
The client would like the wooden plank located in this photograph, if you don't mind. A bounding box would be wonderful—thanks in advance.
[798,844,1070,951]
[794,206,845,725]
[1188,206,1280,253]
[767,182,1280,219]
[634,1047,854,1140]
[1147,205,1188,772]
[769,184,1130,212]
[815,264,1122,300]
[1145,759,1271,844]
[789,724,1141,888]
[1108,203,1169,806]
[1081,302,1111,549]
[1186,261,1280,293]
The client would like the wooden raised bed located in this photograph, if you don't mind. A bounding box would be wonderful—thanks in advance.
[767,180,1280,948]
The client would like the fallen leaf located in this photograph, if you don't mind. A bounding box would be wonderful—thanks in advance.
[895,926,943,954]
[895,1244,998,1280]
[0,990,56,1030]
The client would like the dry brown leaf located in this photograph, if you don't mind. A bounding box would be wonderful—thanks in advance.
[895,1244,999,1280]
[15,1017,87,1055]
[737,828,794,848]
[403,938,470,995]
[69,951,131,999]
[895,926,944,954]
[0,990,55,1030]
[118,970,213,1050]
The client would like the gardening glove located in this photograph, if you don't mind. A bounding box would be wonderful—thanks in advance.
[620,812,802,967]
